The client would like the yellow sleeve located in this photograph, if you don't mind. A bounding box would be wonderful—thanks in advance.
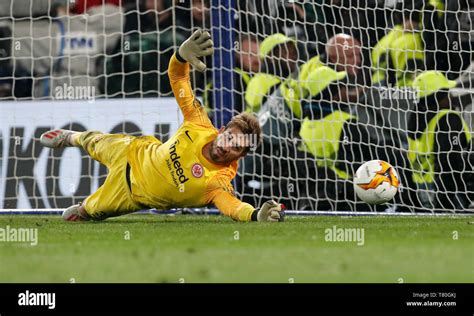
[205,176,255,222]
[168,53,213,128]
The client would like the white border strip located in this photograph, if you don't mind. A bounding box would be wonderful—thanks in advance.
[0,209,473,216]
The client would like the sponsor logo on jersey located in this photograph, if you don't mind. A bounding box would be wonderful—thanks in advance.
[185,130,193,142]
[191,163,204,178]
[167,140,189,186]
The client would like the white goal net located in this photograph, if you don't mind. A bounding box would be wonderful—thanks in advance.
[0,0,473,213]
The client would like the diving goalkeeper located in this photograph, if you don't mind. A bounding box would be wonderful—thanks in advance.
[40,29,283,223]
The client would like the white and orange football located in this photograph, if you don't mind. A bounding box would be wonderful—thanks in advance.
[354,160,400,205]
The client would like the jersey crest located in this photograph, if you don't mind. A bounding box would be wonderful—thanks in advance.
[191,163,204,178]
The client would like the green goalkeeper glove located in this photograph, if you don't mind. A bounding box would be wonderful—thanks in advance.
[178,28,214,72]
[257,200,284,222]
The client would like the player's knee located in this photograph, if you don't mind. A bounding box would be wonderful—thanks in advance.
[80,131,105,153]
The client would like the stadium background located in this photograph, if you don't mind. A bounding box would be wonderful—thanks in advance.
[0,0,474,286]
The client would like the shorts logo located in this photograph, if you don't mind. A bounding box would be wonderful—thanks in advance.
[191,163,204,178]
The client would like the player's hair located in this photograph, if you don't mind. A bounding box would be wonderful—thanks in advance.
[225,112,262,153]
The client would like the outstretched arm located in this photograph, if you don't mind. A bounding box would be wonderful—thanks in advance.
[206,177,284,222]
[210,189,255,222]
[168,29,214,125]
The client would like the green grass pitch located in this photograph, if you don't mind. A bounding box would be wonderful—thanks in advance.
[0,215,473,283]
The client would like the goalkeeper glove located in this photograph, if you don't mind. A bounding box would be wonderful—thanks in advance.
[178,28,214,72]
[256,200,285,222]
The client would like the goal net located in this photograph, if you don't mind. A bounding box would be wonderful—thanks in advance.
[0,0,473,213]
[234,0,474,213]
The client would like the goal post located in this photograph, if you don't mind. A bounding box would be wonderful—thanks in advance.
[211,0,236,127]
[0,1,473,214]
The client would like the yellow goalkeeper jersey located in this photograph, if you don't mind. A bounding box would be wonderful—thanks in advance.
[126,54,255,221]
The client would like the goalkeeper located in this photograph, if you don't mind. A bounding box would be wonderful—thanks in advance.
[40,29,283,223]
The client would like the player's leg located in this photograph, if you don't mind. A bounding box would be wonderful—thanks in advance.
[42,129,134,166]
[42,129,141,221]
[76,131,130,163]
[65,159,142,221]
[62,132,141,221]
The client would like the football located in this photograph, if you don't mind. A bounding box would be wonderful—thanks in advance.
[353,160,400,205]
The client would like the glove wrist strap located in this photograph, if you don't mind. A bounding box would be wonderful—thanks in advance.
[251,210,259,222]
[175,50,186,63]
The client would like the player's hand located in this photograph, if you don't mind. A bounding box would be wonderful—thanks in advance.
[257,200,284,222]
[178,28,214,72]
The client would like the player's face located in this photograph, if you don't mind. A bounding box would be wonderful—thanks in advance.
[210,127,249,164]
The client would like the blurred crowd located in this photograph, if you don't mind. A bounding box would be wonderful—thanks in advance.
[232,0,474,212]
[1,0,472,100]
[0,0,212,99]
[1,0,474,211]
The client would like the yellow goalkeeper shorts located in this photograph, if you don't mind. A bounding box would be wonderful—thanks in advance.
[77,131,142,220]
